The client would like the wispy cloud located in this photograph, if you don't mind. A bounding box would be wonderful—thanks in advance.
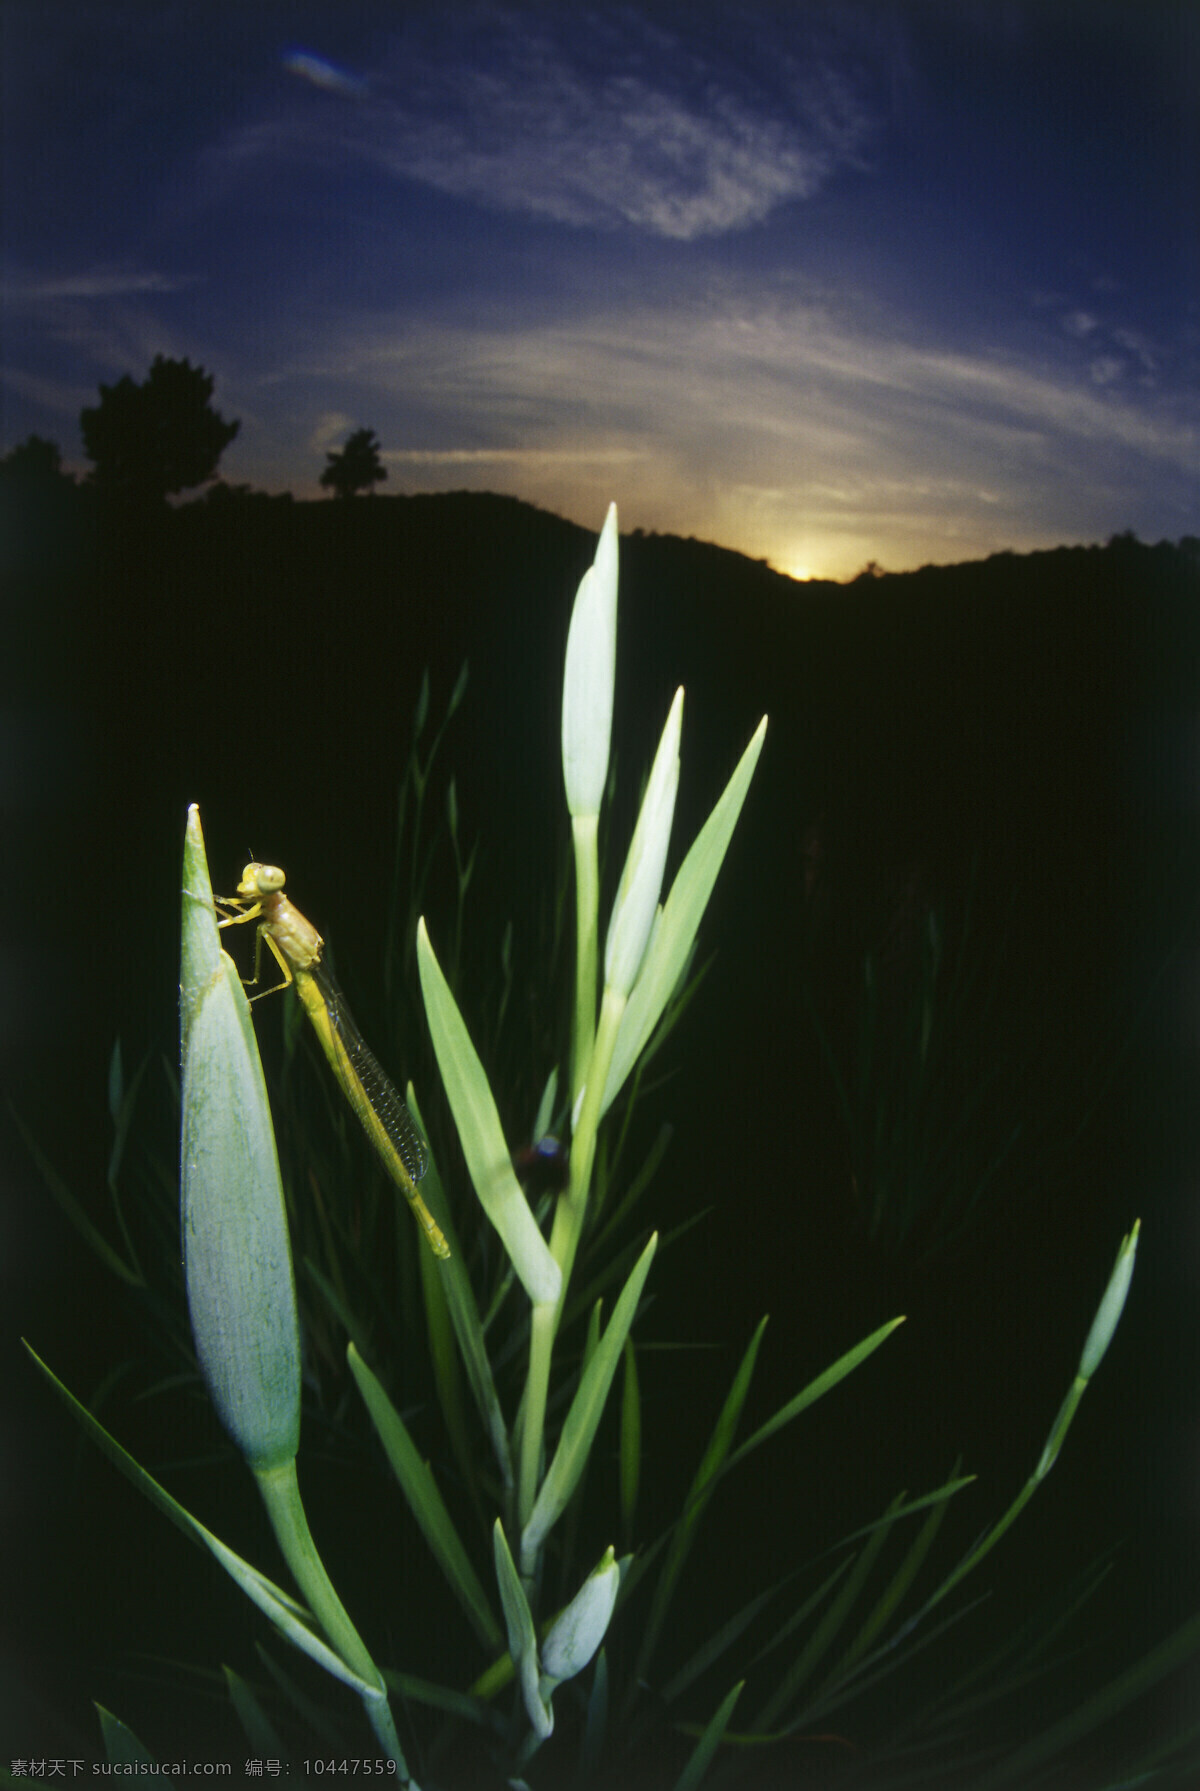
[384,445,646,468]
[219,5,895,239]
[1048,293,1167,392]
[251,279,1196,576]
[2,266,194,304]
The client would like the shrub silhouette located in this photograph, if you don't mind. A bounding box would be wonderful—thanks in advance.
[80,355,239,503]
[0,433,72,485]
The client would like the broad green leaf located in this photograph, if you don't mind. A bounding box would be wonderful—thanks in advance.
[416,1171,476,1515]
[604,688,682,997]
[417,918,561,1305]
[180,805,300,1473]
[347,1342,503,1653]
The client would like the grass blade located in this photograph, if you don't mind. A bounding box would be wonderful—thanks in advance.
[969,1606,1200,1789]
[347,1342,503,1654]
[723,1317,904,1476]
[635,1316,769,1686]
[672,1679,744,1791]
[96,1706,158,1763]
[522,1233,657,1567]
[24,1342,382,1698]
[755,1491,906,1730]
[620,1335,641,1548]
[223,1663,286,1754]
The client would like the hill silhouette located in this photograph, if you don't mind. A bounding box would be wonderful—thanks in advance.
[9,485,1197,1297]
[5,487,1198,1755]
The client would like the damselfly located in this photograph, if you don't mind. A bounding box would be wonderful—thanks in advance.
[217,862,449,1260]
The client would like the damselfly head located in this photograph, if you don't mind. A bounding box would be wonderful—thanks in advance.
[238,861,287,900]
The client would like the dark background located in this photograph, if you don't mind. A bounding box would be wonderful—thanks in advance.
[4,486,1198,1772]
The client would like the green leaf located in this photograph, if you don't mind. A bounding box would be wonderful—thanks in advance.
[521,1233,657,1565]
[969,1606,1200,1790]
[635,1316,769,1684]
[562,503,619,822]
[661,1579,790,1705]
[255,1643,349,1747]
[96,1706,158,1763]
[302,1255,375,1363]
[180,805,300,1472]
[385,1669,504,1730]
[347,1342,503,1653]
[532,1066,559,1152]
[756,1492,906,1730]
[447,657,470,719]
[746,1558,854,1678]
[672,1679,744,1791]
[406,1082,513,1490]
[808,1474,976,1566]
[601,716,766,1115]
[8,1102,144,1286]
[23,1342,380,1698]
[417,1180,476,1515]
[494,1519,552,1738]
[580,1645,609,1780]
[820,1472,958,1691]
[106,1040,152,1206]
[223,1663,286,1754]
[620,1335,641,1547]
[723,1317,905,1477]
[417,918,561,1305]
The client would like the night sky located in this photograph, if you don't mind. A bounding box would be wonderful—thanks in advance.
[2,0,1197,580]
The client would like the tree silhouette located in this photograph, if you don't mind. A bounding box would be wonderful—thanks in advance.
[319,427,388,499]
[80,355,239,503]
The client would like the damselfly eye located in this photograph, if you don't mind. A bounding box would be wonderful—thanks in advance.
[247,863,286,895]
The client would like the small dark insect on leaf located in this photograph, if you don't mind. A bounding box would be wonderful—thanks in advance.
[512,1135,570,1197]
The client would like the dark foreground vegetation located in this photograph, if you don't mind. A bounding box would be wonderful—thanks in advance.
[4,467,1199,1778]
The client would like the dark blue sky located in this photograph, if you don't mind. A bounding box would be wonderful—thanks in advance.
[2,0,1196,577]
